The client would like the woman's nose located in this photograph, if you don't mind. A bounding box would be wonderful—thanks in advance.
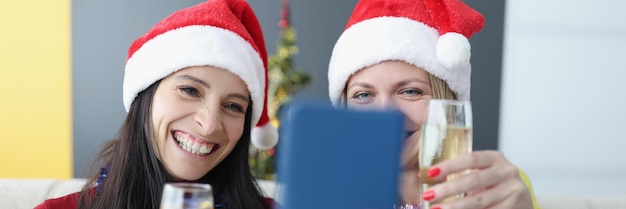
[378,97,398,110]
[195,105,223,135]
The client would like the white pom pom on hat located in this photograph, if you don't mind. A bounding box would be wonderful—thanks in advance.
[328,0,485,104]
[251,122,279,150]
[436,32,472,71]
[122,0,278,149]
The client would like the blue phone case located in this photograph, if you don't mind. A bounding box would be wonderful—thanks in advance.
[274,101,404,209]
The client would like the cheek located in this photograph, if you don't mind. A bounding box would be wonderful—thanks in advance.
[151,95,188,154]
[152,96,194,128]
[346,101,379,110]
[400,130,421,169]
[150,107,169,160]
[414,105,427,126]
[151,104,170,141]
[398,101,429,128]
[224,118,245,143]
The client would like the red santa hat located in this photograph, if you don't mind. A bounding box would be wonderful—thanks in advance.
[328,0,485,105]
[122,0,278,149]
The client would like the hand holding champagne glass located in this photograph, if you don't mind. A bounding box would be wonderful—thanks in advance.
[419,99,472,207]
[160,183,214,209]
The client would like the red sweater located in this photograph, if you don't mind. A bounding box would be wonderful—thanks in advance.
[34,191,276,209]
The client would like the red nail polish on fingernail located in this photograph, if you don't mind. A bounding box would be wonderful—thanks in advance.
[430,207,441,209]
[422,190,435,201]
[428,167,440,178]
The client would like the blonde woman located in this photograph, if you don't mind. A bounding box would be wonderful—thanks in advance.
[328,0,540,208]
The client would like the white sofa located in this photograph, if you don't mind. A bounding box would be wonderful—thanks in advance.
[1,178,625,209]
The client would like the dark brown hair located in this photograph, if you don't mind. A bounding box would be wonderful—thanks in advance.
[78,80,269,209]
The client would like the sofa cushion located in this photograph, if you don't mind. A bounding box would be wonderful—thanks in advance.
[0,179,86,209]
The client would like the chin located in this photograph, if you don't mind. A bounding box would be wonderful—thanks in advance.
[166,162,215,181]
[171,169,210,181]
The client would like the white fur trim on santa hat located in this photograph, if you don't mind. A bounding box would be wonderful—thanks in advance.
[123,25,265,126]
[251,123,278,150]
[328,17,471,105]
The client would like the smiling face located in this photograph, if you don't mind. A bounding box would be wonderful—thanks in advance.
[151,66,250,181]
[345,61,433,169]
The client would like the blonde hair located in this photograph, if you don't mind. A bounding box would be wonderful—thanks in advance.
[429,74,456,100]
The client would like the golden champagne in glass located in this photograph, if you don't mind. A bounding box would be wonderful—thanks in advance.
[418,100,472,208]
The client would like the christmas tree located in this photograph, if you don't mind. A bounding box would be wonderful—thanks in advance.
[249,0,312,180]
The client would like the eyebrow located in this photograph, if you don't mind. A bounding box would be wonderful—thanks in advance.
[175,74,250,103]
[176,75,210,89]
[227,93,250,104]
[347,78,430,90]
[394,78,430,88]
[347,82,374,89]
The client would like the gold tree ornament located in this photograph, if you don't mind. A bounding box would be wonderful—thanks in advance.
[267,4,311,120]
[250,0,312,180]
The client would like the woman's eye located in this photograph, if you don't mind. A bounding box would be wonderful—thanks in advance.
[225,103,244,113]
[179,86,200,97]
[352,92,373,100]
[401,89,423,96]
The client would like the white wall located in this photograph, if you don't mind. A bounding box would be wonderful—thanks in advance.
[500,0,626,196]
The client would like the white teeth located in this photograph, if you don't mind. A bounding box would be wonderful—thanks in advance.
[192,143,200,154]
[183,140,190,150]
[174,134,215,155]
[199,145,213,154]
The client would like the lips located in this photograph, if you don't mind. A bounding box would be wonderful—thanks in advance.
[173,131,218,156]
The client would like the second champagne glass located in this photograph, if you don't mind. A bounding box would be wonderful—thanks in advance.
[160,183,214,209]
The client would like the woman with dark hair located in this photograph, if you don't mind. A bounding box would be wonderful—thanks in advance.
[35,0,278,208]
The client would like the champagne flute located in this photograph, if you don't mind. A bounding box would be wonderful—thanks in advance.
[160,183,214,209]
[418,99,473,207]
